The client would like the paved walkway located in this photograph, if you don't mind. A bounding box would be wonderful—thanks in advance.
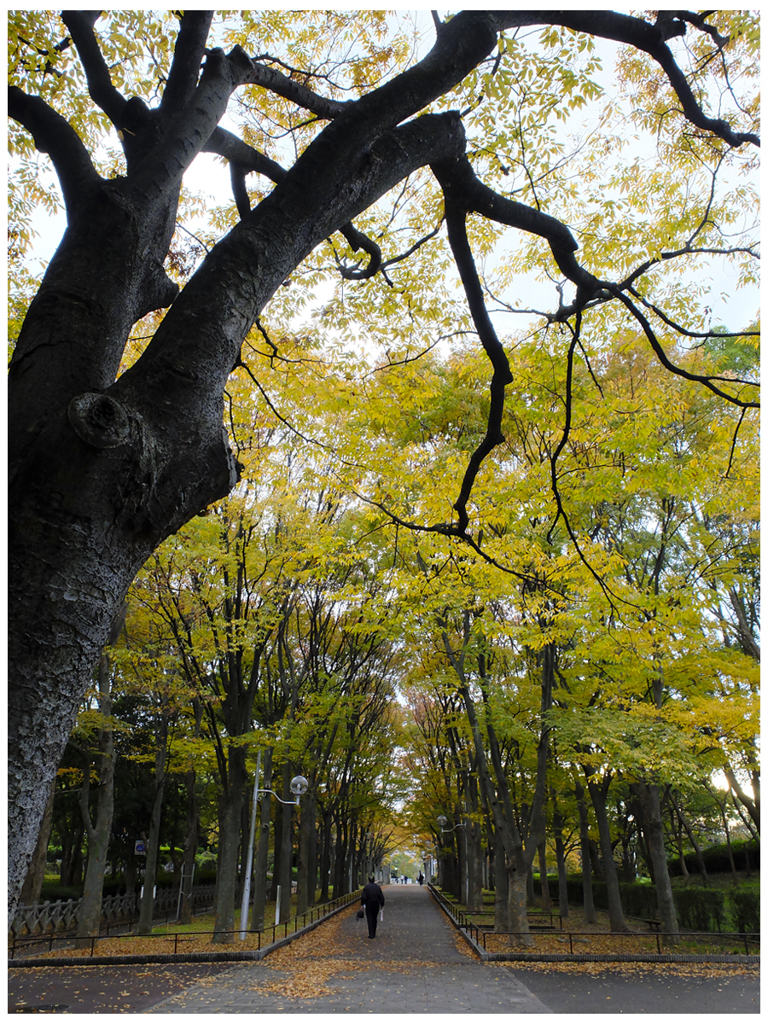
[9,885,760,1013]
[147,884,550,1013]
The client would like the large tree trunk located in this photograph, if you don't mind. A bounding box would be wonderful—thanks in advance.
[7,29,467,918]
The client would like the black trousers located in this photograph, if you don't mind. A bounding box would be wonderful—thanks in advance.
[365,905,379,937]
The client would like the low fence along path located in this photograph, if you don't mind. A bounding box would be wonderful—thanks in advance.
[147,883,550,1014]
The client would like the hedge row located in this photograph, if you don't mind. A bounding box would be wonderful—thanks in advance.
[39,865,219,903]
[537,874,760,932]
[667,838,759,877]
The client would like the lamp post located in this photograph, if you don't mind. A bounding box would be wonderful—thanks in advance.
[239,767,308,939]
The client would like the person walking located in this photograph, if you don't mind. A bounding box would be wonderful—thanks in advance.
[361,874,385,939]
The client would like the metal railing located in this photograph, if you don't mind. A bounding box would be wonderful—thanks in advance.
[428,884,759,958]
[468,926,760,957]
[10,885,217,941]
[9,887,363,962]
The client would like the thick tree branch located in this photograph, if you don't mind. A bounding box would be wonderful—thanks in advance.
[160,11,213,115]
[8,85,101,212]
[204,126,380,271]
[60,11,128,125]
[117,111,467,427]
[229,160,251,220]
[203,125,286,183]
[128,45,254,200]
[243,61,347,119]
[434,154,603,300]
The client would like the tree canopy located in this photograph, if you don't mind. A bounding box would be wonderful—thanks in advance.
[7,9,759,919]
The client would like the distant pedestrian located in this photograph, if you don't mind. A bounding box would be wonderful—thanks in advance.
[418,871,424,885]
[361,874,385,938]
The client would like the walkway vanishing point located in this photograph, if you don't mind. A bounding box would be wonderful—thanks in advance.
[9,884,760,1014]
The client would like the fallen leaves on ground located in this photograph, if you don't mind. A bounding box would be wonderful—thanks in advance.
[511,961,759,979]
[474,907,757,962]
[22,933,262,958]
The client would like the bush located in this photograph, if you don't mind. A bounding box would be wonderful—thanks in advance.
[675,887,725,931]
[729,889,760,933]
[668,838,759,877]
[536,873,659,920]
[37,882,82,902]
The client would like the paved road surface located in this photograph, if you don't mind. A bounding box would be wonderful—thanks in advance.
[9,885,760,1013]
[148,884,550,1013]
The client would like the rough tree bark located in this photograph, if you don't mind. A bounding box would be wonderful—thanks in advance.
[8,8,759,920]
[19,780,56,908]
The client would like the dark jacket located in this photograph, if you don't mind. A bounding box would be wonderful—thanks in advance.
[361,881,385,909]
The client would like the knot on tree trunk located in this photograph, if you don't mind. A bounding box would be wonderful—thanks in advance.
[68,393,132,448]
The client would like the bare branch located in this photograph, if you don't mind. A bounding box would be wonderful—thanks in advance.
[611,289,759,408]
[441,196,512,534]
[493,10,759,148]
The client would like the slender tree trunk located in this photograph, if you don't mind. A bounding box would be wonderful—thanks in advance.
[278,765,294,924]
[574,781,596,924]
[296,785,316,915]
[553,804,569,920]
[250,750,273,931]
[633,782,678,942]
[212,744,248,942]
[672,794,708,885]
[319,810,332,904]
[308,807,319,903]
[493,830,507,930]
[538,841,551,913]
[466,810,483,912]
[178,767,198,925]
[138,712,168,935]
[76,655,116,942]
[587,775,627,932]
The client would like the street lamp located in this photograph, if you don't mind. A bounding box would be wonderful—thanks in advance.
[240,759,308,939]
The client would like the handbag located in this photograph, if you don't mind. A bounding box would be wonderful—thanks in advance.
[356,909,364,919]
